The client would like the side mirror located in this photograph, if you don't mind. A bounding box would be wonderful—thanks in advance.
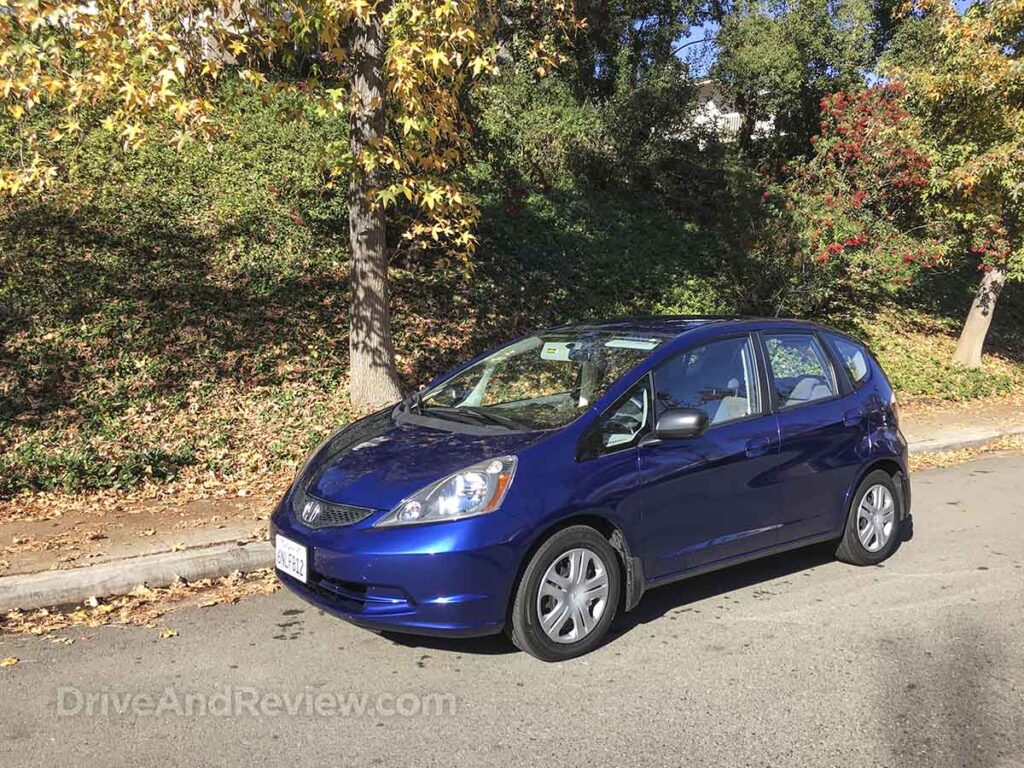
[654,407,707,440]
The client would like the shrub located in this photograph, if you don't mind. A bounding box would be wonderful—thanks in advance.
[734,84,945,316]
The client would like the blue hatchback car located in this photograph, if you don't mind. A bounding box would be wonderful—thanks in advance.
[271,317,910,660]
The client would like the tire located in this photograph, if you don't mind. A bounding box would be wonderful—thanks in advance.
[508,525,621,662]
[836,470,903,566]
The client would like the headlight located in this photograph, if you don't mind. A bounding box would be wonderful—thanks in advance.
[375,456,518,527]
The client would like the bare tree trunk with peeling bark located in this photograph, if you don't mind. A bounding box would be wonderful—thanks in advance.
[347,4,403,407]
[953,266,1006,369]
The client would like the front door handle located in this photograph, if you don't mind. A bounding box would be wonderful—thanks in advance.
[745,436,772,458]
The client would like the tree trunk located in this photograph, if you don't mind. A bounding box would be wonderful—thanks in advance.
[736,91,756,156]
[348,3,403,407]
[952,266,1006,369]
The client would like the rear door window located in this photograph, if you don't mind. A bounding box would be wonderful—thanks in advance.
[764,333,836,410]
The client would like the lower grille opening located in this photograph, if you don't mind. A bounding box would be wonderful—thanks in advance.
[285,569,411,615]
[308,572,368,608]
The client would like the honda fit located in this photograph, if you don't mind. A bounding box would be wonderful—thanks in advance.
[271,317,910,661]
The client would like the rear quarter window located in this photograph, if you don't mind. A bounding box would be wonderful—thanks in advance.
[828,334,872,389]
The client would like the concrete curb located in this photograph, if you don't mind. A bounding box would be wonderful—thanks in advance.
[907,424,1024,455]
[0,541,273,614]
[3,424,1024,614]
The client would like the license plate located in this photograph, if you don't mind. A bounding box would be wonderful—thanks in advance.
[275,534,308,583]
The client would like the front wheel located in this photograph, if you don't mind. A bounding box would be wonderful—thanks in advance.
[836,470,903,566]
[508,525,621,662]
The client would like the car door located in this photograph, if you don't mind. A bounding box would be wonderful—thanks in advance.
[762,330,870,545]
[638,334,782,580]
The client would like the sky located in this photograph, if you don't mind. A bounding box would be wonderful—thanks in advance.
[675,21,720,78]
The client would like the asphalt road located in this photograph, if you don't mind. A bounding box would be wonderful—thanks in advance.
[3,455,1023,768]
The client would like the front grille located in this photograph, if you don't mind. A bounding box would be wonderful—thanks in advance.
[291,487,376,529]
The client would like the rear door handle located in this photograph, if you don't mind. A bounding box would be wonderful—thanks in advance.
[745,436,772,458]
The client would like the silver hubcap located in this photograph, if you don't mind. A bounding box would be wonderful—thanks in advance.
[857,484,895,553]
[536,547,610,644]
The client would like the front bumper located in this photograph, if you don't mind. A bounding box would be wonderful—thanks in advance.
[269,494,530,638]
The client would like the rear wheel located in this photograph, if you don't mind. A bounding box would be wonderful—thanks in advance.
[836,470,902,565]
[508,525,621,662]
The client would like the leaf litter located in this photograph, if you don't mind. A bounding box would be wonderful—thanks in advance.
[1,569,279,640]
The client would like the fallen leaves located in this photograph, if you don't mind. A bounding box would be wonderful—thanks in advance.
[1,657,18,667]
[1,569,279,640]
[910,434,1024,471]
[0,467,291,529]
[158,628,178,639]
[0,489,278,575]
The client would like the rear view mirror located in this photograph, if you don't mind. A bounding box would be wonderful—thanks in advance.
[655,408,707,440]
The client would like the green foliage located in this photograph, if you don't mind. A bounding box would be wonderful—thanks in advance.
[765,337,824,379]
[886,0,1024,281]
[856,309,1024,401]
[0,90,354,495]
[571,0,703,99]
[714,0,878,156]
[475,181,729,318]
[476,57,697,192]
[476,67,614,186]
[735,85,942,316]
[0,83,732,495]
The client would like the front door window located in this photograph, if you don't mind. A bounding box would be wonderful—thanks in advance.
[652,335,760,427]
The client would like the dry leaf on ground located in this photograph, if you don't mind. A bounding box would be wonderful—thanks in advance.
[1,569,279,639]
[910,435,1024,471]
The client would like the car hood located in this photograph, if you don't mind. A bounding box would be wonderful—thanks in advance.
[302,409,547,510]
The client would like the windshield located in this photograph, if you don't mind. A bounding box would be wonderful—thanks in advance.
[418,331,666,430]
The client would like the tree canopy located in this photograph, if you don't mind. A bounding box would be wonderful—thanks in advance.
[885,0,1024,365]
[713,0,878,155]
[1,0,578,253]
[2,0,1022,404]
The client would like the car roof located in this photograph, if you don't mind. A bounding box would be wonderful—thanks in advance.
[543,315,828,338]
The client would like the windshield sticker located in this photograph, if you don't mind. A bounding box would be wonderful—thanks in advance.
[540,342,576,361]
[604,338,660,350]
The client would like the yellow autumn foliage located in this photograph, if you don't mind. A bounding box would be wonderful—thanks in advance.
[0,0,581,256]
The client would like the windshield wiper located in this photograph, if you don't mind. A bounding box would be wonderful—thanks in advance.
[458,406,524,430]
[420,405,520,430]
